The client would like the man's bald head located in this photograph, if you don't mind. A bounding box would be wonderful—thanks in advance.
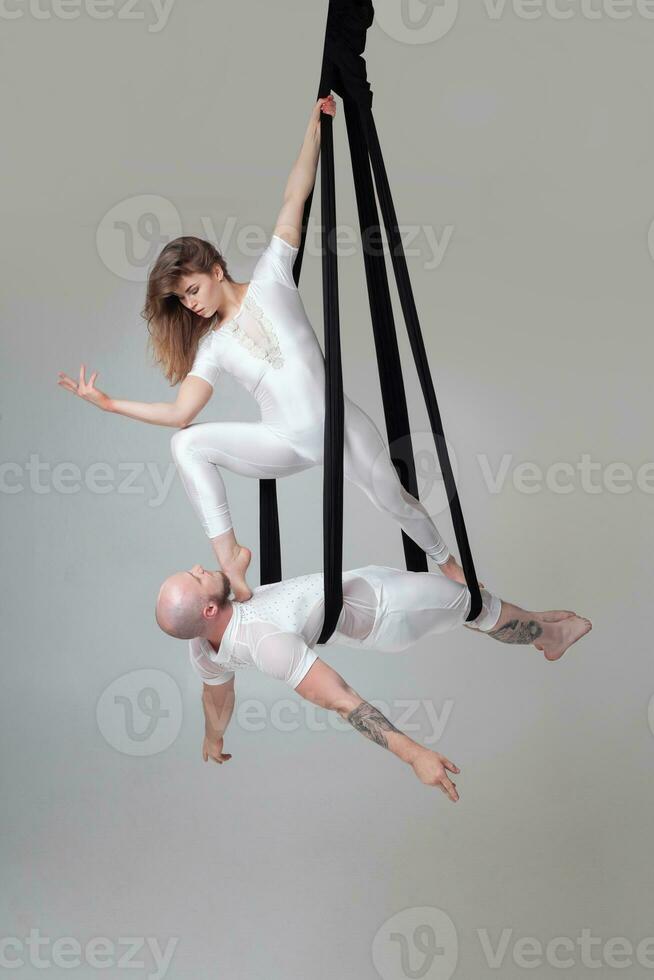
[155,566,231,639]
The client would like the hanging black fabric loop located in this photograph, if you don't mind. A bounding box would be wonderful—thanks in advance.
[363,110,482,617]
[341,94,427,575]
[258,0,483,630]
[316,110,346,643]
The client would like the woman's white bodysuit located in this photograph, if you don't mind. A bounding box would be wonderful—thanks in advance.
[173,235,450,563]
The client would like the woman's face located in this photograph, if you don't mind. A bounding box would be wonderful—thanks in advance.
[174,265,222,318]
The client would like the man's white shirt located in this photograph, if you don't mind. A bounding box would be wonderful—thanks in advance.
[189,571,332,690]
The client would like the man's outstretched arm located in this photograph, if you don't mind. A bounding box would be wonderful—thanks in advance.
[294,659,461,801]
[202,677,235,765]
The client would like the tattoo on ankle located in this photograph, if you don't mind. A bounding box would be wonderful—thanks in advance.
[488,618,543,644]
[347,702,401,748]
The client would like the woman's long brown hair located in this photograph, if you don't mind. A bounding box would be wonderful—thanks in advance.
[142,236,233,386]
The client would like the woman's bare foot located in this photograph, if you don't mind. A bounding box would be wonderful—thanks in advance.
[210,530,253,601]
[220,545,253,602]
[439,557,485,590]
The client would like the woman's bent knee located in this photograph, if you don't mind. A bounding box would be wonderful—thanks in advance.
[170,424,198,464]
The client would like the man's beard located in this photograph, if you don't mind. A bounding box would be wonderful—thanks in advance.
[213,570,231,608]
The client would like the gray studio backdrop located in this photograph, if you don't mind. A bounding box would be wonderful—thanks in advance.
[1,1,652,978]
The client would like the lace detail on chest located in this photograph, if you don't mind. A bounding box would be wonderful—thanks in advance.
[222,293,284,369]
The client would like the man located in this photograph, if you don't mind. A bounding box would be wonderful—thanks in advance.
[155,564,591,802]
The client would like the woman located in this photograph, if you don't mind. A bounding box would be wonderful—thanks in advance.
[58,95,469,601]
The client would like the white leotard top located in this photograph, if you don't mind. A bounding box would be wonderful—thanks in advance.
[187,235,326,435]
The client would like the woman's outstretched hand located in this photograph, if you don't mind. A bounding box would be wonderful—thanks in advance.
[57,363,111,412]
[313,94,336,123]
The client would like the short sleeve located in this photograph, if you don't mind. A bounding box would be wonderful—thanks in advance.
[251,235,299,290]
[187,334,222,388]
[251,630,319,689]
[188,638,235,686]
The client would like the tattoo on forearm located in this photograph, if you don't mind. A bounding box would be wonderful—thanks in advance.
[346,702,401,748]
[487,618,543,644]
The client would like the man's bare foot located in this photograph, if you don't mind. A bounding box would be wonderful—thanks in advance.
[220,545,252,602]
[534,610,576,622]
[485,601,592,661]
[536,615,593,661]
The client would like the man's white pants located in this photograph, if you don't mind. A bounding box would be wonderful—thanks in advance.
[319,565,502,653]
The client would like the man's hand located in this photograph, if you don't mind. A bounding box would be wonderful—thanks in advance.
[57,363,111,411]
[202,735,232,765]
[410,748,460,801]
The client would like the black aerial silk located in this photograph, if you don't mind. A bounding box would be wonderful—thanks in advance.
[259,0,483,642]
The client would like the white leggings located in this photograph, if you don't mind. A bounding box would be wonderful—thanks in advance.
[303,566,502,650]
[336,568,502,648]
[170,398,451,563]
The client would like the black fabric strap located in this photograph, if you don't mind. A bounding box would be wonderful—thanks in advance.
[342,94,427,575]
[316,111,345,642]
[258,479,281,585]
[259,0,483,632]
